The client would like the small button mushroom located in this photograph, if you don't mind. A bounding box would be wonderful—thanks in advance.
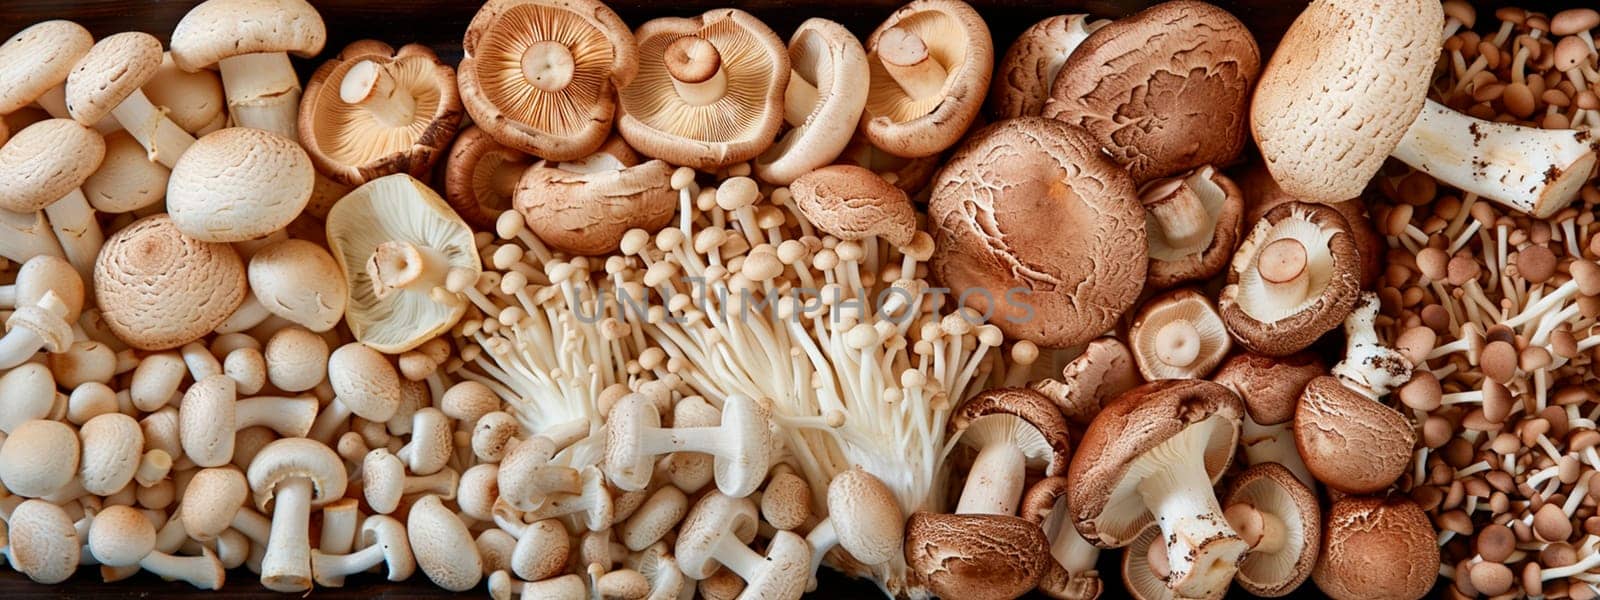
[440,380,500,427]
[140,407,185,467]
[676,490,811,598]
[862,0,992,158]
[247,238,347,333]
[325,174,482,353]
[1128,288,1232,381]
[222,346,268,396]
[0,289,75,371]
[77,132,167,219]
[949,388,1071,514]
[1312,496,1438,600]
[458,463,499,522]
[759,466,811,532]
[0,21,93,119]
[1219,202,1361,356]
[180,374,319,467]
[166,127,314,243]
[475,528,515,575]
[408,494,482,591]
[144,52,227,136]
[246,437,348,592]
[88,505,224,589]
[79,413,144,496]
[472,411,522,463]
[396,407,453,475]
[491,517,568,582]
[619,485,688,552]
[169,0,326,141]
[1141,166,1246,288]
[987,14,1106,120]
[48,340,116,389]
[66,32,197,168]
[442,125,531,230]
[362,449,459,515]
[496,433,583,509]
[0,363,57,433]
[94,214,247,351]
[0,255,83,319]
[300,42,463,185]
[1068,379,1246,598]
[179,467,250,543]
[1020,476,1103,600]
[1222,463,1321,597]
[803,467,903,590]
[309,514,414,587]
[0,119,105,279]
[604,393,773,497]
[513,136,677,256]
[1031,337,1142,425]
[506,464,614,531]
[5,499,81,583]
[129,351,185,412]
[1212,351,1324,488]
[904,511,1051,600]
[264,326,330,393]
[0,419,80,498]
[617,9,789,170]
[753,18,869,185]
[790,165,917,248]
[488,572,586,600]
[625,541,685,600]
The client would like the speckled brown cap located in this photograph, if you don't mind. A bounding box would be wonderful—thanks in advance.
[790,164,917,247]
[514,135,676,256]
[94,214,247,350]
[904,512,1050,600]
[1293,376,1414,494]
[1219,202,1360,356]
[1312,496,1438,600]
[1212,351,1325,426]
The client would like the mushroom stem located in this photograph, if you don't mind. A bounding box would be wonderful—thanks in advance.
[108,88,196,169]
[1154,319,1203,370]
[784,71,820,127]
[0,209,65,264]
[1143,176,1212,252]
[1050,515,1099,575]
[953,443,1025,515]
[665,36,728,107]
[877,26,947,101]
[40,188,102,282]
[1257,238,1309,303]
[1223,502,1286,555]
[139,549,224,590]
[1135,426,1246,598]
[0,292,70,370]
[520,41,576,94]
[802,518,838,590]
[310,542,386,585]
[259,477,313,592]
[216,52,302,142]
[366,240,456,301]
[340,60,417,129]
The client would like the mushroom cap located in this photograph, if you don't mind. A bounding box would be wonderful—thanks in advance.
[87,504,158,567]
[145,52,227,135]
[617,9,789,169]
[83,130,171,214]
[514,136,677,256]
[167,127,314,242]
[1250,0,1443,201]
[246,437,348,511]
[362,449,407,514]
[328,342,403,422]
[64,31,163,126]
[6,499,80,584]
[743,531,812,599]
[1213,351,1325,426]
[904,512,1050,600]
[1045,0,1259,182]
[443,125,529,230]
[952,387,1072,476]
[1142,166,1246,288]
[987,15,1105,121]
[459,0,637,161]
[300,42,464,185]
[181,467,250,541]
[179,374,241,467]
[1127,287,1231,381]
[95,214,247,350]
[1035,336,1143,425]
[0,419,80,498]
[928,117,1146,348]
[325,174,482,353]
[862,0,993,158]
[408,494,483,591]
[78,412,144,496]
[0,20,92,113]
[826,468,905,566]
[1219,202,1361,356]
[248,238,347,332]
[1066,379,1241,546]
[265,326,330,393]
[753,18,870,185]
[1223,463,1320,597]
[676,490,758,579]
[0,118,105,213]
[170,0,327,71]
[0,364,56,434]
[1020,477,1104,600]
[1293,376,1415,494]
[1235,161,1382,288]
[1312,496,1438,600]
[790,165,917,247]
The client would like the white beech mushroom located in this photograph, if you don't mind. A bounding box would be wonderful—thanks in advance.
[5,499,81,583]
[1022,476,1104,600]
[65,32,196,168]
[617,9,788,169]
[1141,166,1246,288]
[0,118,105,279]
[862,0,992,158]
[1127,288,1232,381]
[754,18,869,185]
[513,135,676,256]
[0,419,80,498]
[310,342,402,441]
[77,413,144,497]
[1221,463,1321,597]
[948,388,1072,514]
[605,392,771,497]
[408,494,482,591]
[1312,496,1438,600]
[165,127,314,243]
[246,437,348,592]
[169,0,326,141]
[300,41,463,185]
[0,363,56,433]
[1218,202,1361,356]
[675,491,811,598]
[88,505,224,589]
[309,514,414,587]
[904,511,1052,600]
[443,125,531,231]
[0,20,92,120]
[802,467,904,591]
[1212,351,1324,488]
[94,215,247,350]
[179,374,318,467]
[987,14,1107,120]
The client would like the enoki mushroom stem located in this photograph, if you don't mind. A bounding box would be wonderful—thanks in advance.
[1258,238,1310,303]
[665,36,727,107]
[877,26,947,100]
[521,40,576,93]
[341,60,416,128]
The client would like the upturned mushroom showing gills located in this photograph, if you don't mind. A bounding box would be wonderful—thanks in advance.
[1068,379,1246,598]
[862,0,991,158]
[754,18,869,185]
[1128,288,1231,381]
[443,126,531,230]
[948,388,1071,515]
[459,0,636,162]
[987,14,1107,121]
[169,0,326,141]
[1142,166,1245,288]
[325,173,482,353]
[1221,463,1321,597]
[513,135,676,256]
[929,117,1147,348]
[300,41,463,185]
[1044,0,1260,183]
[1219,202,1360,356]
[617,9,788,169]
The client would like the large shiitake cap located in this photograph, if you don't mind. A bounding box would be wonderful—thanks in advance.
[64,31,163,126]
[1222,463,1321,597]
[1044,0,1259,183]
[0,20,92,114]
[1219,202,1361,356]
[790,165,917,247]
[170,0,327,71]
[929,117,1146,348]
[300,42,463,185]
[0,119,104,213]
[166,127,314,243]
[514,135,676,257]
[94,214,247,350]
[1312,496,1438,600]
[987,14,1105,121]
[904,512,1050,600]
[862,0,992,158]
[1293,375,1415,494]
[1251,0,1443,201]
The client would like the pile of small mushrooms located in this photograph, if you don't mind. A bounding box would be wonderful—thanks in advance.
[0,0,1585,598]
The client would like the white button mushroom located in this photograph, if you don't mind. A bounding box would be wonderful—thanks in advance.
[0,419,80,498]
[88,505,225,589]
[78,413,144,497]
[65,32,197,168]
[408,494,482,591]
[180,374,319,467]
[165,127,314,243]
[0,21,93,121]
[246,238,348,333]
[0,363,57,433]
[803,467,904,591]
[179,467,251,544]
[309,514,414,587]
[169,0,326,141]
[676,490,811,598]
[604,393,773,497]
[361,449,459,515]
[4,499,81,583]
[0,119,105,279]
[246,437,348,592]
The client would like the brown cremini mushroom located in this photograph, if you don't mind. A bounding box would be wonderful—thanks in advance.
[790,165,917,248]
[170,0,327,141]
[949,388,1071,515]
[1127,288,1231,381]
[1021,476,1104,600]
[987,14,1107,121]
[1142,165,1245,288]
[1312,496,1438,600]
[904,511,1050,600]
[1212,351,1324,488]
[443,125,531,230]
[862,0,993,158]
[1219,202,1360,356]
[754,18,869,185]
[301,41,462,185]
[513,135,676,256]
[94,214,247,350]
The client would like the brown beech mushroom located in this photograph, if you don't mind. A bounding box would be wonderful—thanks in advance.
[300,41,463,185]
[1218,202,1360,356]
[247,438,348,592]
[1127,288,1231,381]
[862,0,992,158]
[325,174,482,353]
[443,126,532,230]
[929,117,1146,348]
[1312,496,1438,600]
[987,15,1106,120]
[790,165,917,247]
[1068,379,1245,598]
[166,127,313,243]
[180,374,318,467]
[1212,351,1324,488]
[617,9,788,169]
[1045,0,1259,182]
[65,32,197,168]
[1141,166,1245,288]
[949,388,1071,514]
[1021,477,1103,600]
[903,511,1051,600]
[1221,463,1320,597]
[0,20,93,119]
[1031,337,1143,425]
[459,0,636,161]
[514,135,676,256]
[170,0,326,141]
[94,214,247,350]
[0,118,105,279]
[753,18,869,185]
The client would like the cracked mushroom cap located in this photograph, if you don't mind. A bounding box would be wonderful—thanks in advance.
[167,127,314,243]
[64,31,163,126]
[1213,351,1324,427]
[1044,0,1259,183]
[0,119,104,213]
[929,117,1146,348]
[170,0,327,71]
[514,135,676,256]
[1142,165,1245,288]
[1293,376,1415,494]
[790,165,917,248]
[1250,0,1442,201]
[753,18,869,185]
[1128,288,1231,381]
[1219,202,1360,356]
[904,512,1050,600]
[951,387,1073,476]
[443,125,531,230]
[248,238,347,332]
[1032,336,1143,425]
[0,20,92,114]
[1066,379,1241,546]
[1223,463,1320,597]
[862,0,992,158]
[987,14,1106,121]
[301,41,463,185]
[325,174,482,353]
[246,437,348,512]
[617,9,788,169]
[1236,160,1383,289]
[94,214,247,350]
[1312,496,1437,600]
[459,0,636,161]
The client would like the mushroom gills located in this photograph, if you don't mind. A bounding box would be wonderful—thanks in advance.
[868,10,965,120]
[1235,215,1339,322]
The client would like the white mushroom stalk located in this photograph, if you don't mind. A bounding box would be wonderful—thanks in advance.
[1127,415,1248,597]
[341,60,418,128]
[1332,292,1414,399]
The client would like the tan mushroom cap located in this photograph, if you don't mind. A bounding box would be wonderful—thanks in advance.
[328,342,403,422]
[754,18,870,185]
[1219,202,1361,356]
[1223,463,1320,597]
[1142,166,1245,288]
[78,412,144,496]
[824,468,904,566]
[64,31,163,126]
[1045,0,1259,182]
[301,41,464,185]
[617,9,789,169]
[246,437,348,512]
[1293,376,1415,494]
[0,20,92,114]
[904,512,1050,600]
[6,499,81,584]
[514,135,676,256]
[952,387,1073,476]
[987,15,1106,121]
[409,494,483,591]
[167,127,314,242]
[790,165,917,247]
[862,0,992,158]
[459,0,637,161]
[1033,336,1143,425]
[0,419,80,498]
[249,238,347,332]
[82,130,170,214]
[0,118,105,213]
[1312,496,1438,600]
[1250,0,1443,201]
[145,53,227,135]
[181,467,251,541]
[443,125,531,230]
[95,214,247,350]
[169,0,327,71]
[1127,287,1231,381]
[1235,160,1382,289]
[929,117,1146,348]
[1213,351,1324,426]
